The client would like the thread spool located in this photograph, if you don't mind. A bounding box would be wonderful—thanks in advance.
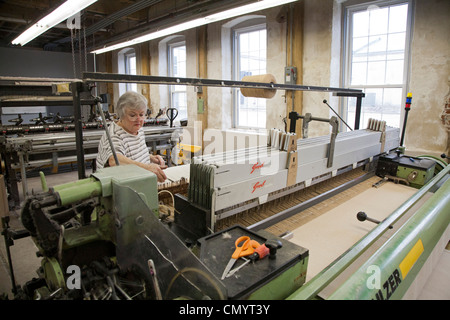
[240,74,277,99]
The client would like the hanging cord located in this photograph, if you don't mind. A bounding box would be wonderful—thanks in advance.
[83,27,88,73]
[70,28,77,79]
[78,28,82,77]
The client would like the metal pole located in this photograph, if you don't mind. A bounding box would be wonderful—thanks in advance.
[323,99,352,131]
[83,72,364,95]
[1,217,17,295]
[354,95,362,130]
[18,152,27,198]
[72,81,86,179]
[96,101,119,166]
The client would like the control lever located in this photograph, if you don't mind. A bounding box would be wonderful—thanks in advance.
[8,114,23,126]
[266,239,283,259]
[248,239,283,263]
[166,108,178,128]
[356,211,393,229]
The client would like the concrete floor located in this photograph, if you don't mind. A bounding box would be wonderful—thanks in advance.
[1,169,92,299]
[1,167,449,300]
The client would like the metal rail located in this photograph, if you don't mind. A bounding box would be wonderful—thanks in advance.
[73,73,364,182]
[83,72,364,95]
[82,72,365,130]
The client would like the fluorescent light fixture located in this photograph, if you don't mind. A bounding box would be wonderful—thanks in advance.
[92,0,298,54]
[12,0,98,46]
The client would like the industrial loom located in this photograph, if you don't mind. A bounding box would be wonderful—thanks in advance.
[1,73,449,300]
[0,76,177,208]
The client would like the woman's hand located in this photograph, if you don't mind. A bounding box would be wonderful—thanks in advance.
[150,154,167,168]
[108,154,167,182]
[146,163,167,182]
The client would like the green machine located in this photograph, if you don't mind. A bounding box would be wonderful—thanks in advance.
[3,164,308,300]
[375,151,437,188]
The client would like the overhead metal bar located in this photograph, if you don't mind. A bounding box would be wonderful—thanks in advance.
[82,72,364,95]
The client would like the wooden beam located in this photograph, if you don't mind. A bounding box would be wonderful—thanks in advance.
[286,2,304,135]
[197,25,208,149]
[139,42,151,107]
[105,51,114,113]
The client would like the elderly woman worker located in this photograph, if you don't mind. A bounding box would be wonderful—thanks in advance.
[96,91,167,182]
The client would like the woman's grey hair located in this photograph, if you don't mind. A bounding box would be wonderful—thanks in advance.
[116,91,148,119]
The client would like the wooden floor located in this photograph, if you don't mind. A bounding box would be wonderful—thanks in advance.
[288,178,417,282]
[216,167,370,232]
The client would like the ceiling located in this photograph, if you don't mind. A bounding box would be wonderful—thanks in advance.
[0,0,256,53]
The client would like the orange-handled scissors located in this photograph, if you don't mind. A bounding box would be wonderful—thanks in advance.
[221,236,260,280]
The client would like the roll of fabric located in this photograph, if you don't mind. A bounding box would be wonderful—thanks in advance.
[240,74,277,99]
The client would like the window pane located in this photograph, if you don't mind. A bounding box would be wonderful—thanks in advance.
[346,2,410,129]
[125,52,137,92]
[382,88,402,127]
[169,42,187,119]
[386,60,404,84]
[352,36,368,62]
[172,46,186,77]
[368,35,387,61]
[387,32,406,59]
[346,87,402,129]
[353,11,369,37]
[369,7,388,35]
[128,56,136,74]
[367,61,385,84]
[351,62,367,85]
[389,4,408,33]
[235,26,266,128]
[172,92,187,119]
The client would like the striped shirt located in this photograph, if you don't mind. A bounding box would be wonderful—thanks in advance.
[96,122,150,170]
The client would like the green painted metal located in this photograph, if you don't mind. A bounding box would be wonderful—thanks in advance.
[287,164,449,300]
[53,165,159,211]
[52,176,98,192]
[395,164,435,189]
[327,176,450,299]
[92,164,159,215]
[39,171,48,192]
[56,179,102,206]
[248,257,308,300]
[41,257,65,291]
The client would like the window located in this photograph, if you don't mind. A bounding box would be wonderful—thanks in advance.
[233,24,267,128]
[118,48,137,95]
[168,41,187,120]
[343,1,412,129]
[124,50,137,92]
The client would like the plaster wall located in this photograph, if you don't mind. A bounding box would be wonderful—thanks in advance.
[302,0,335,137]
[97,0,449,155]
[406,0,450,154]
[300,0,449,154]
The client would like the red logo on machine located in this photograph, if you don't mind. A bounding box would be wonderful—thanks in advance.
[252,180,266,193]
[251,162,264,174]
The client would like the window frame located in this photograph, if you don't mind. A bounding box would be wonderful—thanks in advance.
[124,50,137,92]
[341,0,413,130]
[232,22,267,129]
[168,40,187,120]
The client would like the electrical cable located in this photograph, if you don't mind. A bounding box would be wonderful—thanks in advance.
[144,234,224,300]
